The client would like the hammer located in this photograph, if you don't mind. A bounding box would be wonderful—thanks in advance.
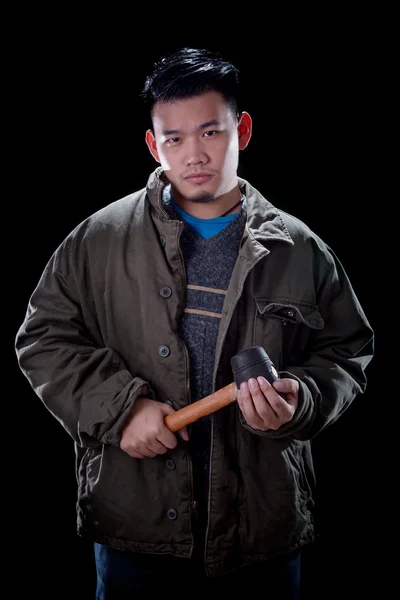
[164,346,281,432]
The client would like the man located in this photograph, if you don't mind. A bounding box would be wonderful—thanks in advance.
[15,47,374,597]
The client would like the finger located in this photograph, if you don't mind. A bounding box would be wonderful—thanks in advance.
[271,378,299,413]
[125,448,146,459]
[258,377,296,420]
[256,377,286,415]
[143,450,158,457]
[237,381,265,429]
[128,436,163,457]
[285,393,297,408]
[155,428,180,451]
[248,378,279,424]
[147,437,171,455]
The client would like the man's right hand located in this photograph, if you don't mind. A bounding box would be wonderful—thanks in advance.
[119,397,189,458]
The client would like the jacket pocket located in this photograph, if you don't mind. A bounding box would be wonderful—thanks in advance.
[253,297,325,368]
[284,440,316,511]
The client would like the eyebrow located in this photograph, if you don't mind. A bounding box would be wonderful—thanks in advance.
[162,119,221,137]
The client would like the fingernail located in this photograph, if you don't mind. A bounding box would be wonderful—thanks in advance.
[257,376,268,386]
[249,378,257,389]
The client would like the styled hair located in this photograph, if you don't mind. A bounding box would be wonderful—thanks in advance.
[141,47,240,120]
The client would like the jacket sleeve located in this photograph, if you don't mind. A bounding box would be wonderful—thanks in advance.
[15,239,154,449]
[240,242,374,440]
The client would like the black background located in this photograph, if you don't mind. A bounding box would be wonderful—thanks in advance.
[11,17,384,599]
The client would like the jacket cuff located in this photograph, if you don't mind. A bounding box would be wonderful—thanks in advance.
[78,373,155,447]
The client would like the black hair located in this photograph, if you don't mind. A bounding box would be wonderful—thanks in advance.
[141,47,240,120]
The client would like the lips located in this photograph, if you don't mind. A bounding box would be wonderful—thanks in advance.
[184,173,213,184]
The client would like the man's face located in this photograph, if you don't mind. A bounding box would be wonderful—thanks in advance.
[146,91,251,203]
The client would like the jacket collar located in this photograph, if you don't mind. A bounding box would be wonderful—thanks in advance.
[145,167,293,246]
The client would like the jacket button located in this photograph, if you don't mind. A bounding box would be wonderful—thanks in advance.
[160,286,172,298]
[159,235,166,247]
[167,508,178,520]
[287,309,295,317]
[158,345,170,357]
[166,459,176,470]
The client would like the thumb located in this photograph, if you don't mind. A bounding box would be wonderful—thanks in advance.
[177,426,189,441]
[272,378,299,401]
[272,379,287,391]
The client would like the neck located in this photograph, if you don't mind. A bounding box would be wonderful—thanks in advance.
[171,185,242,219]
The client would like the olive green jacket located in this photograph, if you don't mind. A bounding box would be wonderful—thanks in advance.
[15,167,374,576]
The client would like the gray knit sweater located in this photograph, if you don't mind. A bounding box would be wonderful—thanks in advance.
[163,190,247,537]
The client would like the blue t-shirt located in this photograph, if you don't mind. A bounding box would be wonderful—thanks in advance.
[171,196,244,239]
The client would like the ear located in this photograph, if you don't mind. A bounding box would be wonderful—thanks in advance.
[237,112,252,150]
[145,129,161,163]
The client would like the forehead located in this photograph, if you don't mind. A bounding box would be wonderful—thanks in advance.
[152,91,233,134]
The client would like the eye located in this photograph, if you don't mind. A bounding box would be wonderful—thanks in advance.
[203,130,218,137]
[166,137,180,144]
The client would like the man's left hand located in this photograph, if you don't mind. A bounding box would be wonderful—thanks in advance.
[236,376,299,431]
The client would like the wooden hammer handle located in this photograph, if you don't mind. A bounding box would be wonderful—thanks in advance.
[164,381,237,432]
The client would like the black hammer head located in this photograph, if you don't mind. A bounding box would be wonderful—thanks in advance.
[230,346,280,389]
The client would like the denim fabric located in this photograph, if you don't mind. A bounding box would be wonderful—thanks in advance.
[94,542,301,598]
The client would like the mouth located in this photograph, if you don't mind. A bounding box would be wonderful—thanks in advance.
[184,173,214,185]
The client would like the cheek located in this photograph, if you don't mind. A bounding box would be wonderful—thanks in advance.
[227,135,239,157]
[157,149,173,171]
[156,143,180,172]
[219,136,239,169]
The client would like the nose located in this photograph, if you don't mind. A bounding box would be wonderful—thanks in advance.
[185,138,208,166]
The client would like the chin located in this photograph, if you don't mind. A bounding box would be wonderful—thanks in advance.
[179,182,215,202]
[188,191,216,204]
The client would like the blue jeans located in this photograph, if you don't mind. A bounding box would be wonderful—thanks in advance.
[94,542,301,598]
